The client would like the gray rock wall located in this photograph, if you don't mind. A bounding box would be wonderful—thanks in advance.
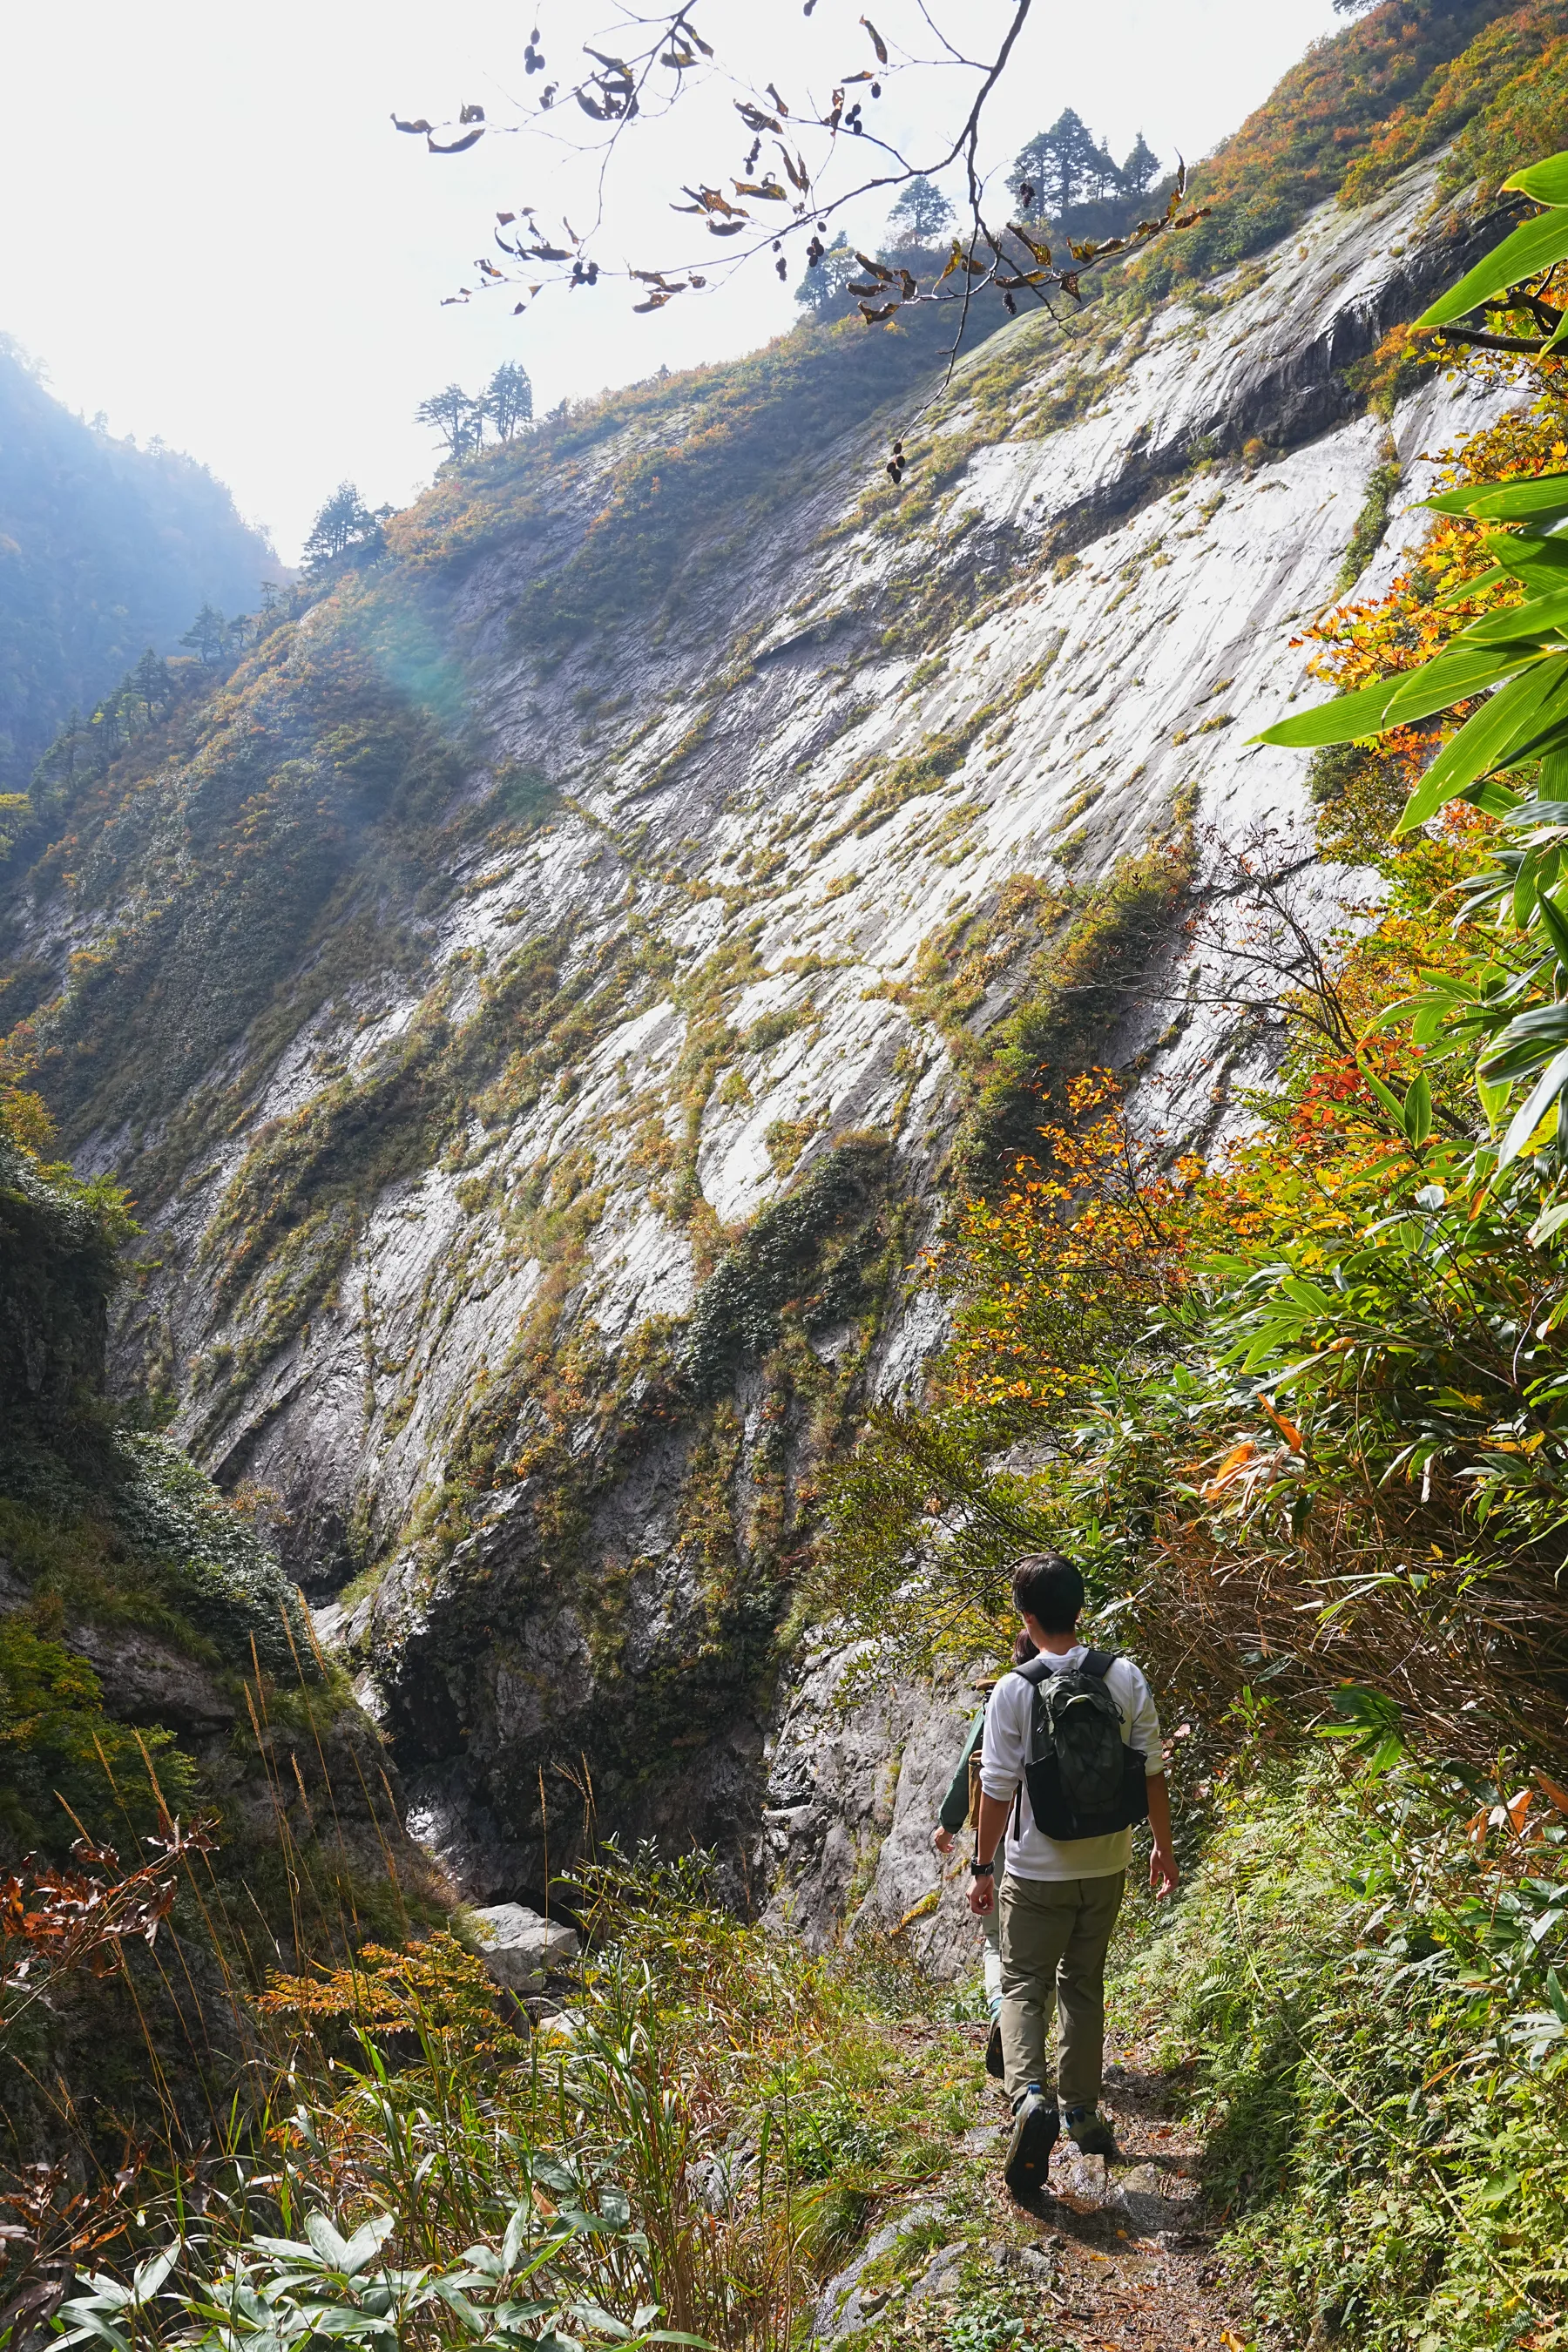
[760,1638,996,1976]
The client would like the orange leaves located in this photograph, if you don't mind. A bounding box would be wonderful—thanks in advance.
[1464,1774,1568,1850]
[1201,1439,1259,1498]
[1,1815,216,1998]
[1196,1426,1304,1515]
[260,1931,527,2058]
[939,1069,1221,1418]
[1258,1394,1305,1451]
[1306,395,1568,795]
[1467,1786,1537,1844]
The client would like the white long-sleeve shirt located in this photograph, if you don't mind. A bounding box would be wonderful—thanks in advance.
[980,1646,1165,1882]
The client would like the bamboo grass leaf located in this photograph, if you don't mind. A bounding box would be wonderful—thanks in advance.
[1396,662,1568,834]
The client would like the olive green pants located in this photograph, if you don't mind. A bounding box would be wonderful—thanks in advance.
[998,1869,1125,2108]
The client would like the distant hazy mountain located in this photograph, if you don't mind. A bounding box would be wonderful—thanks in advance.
[0,336,277,785]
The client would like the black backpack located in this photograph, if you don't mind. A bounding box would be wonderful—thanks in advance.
[1012,1650,1151,1842]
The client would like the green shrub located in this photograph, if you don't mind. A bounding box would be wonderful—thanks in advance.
[0,1612,192,1855]
[1115,1757,1568,2349]
[1336,453,1402,591]
[953,846,1190,1188]
[111,1435,312,1674]
[679,1139,894,1396]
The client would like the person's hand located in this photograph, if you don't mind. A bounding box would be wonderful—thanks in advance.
[968,1872,996,1916]
[1149,1843,1179,1900]
[931,1826,954,1855]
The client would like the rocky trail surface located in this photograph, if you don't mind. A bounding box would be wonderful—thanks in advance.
[815,2018,1249,2352]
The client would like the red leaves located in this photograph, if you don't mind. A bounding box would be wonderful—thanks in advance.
[1,1815,217,2004]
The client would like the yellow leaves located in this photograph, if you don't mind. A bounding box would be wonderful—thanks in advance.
[0,1084,57,1160]
[259,1932,526,2058]
[941,1065,1247,1418]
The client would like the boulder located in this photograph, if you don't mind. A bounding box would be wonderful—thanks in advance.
[66,1619,237,1735]
[463,1902,579,1991]
[811,2201,946,2345]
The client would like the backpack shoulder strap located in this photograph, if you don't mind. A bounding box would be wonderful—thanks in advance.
[1011,1653,1057,1686]
[1016,1649,1119,1680]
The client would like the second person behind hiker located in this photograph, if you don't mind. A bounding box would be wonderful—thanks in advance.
[969,1550,1178,2201]
[931,1631,1038,2075]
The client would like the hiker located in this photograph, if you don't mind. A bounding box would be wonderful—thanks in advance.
[969,1551,1177,2200]
[931,1632,1037,2077]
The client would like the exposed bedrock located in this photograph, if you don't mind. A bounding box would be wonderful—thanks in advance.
[9,156,1525,1941]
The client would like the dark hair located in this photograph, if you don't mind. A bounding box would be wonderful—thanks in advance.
[1012,1630,1038,1664]
[1011,1551,1084,1634]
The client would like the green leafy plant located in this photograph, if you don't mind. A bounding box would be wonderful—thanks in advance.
[1258,145,1568,1165]
[55,2180,702,2352]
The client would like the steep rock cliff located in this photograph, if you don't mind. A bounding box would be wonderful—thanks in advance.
[0,1114,438,2149]
[0,141,1530,1926]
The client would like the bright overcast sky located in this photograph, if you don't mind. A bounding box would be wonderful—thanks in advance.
[0,1,1344,564]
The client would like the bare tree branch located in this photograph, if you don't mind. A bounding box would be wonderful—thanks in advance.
[401,0,1206,409]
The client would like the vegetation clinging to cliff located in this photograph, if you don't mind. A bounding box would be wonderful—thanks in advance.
[392,303,992,645]
[1126,0,1568,304]
[801,339,1568,2342]
[0,1071,435,2189]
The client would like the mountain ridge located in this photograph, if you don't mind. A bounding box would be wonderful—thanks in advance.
[0,336,278,788]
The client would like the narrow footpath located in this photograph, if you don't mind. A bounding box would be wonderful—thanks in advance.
[814,2018,1252,2352]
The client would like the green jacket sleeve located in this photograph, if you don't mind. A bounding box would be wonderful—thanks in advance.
[937,1707,988,1832]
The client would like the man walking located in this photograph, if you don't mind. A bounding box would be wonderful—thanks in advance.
[932,1633,1039,2077]
[969,1551,1178,2200]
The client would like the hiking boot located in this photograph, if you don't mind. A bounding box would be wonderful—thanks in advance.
[1064,2104,1119,2159]
[985,2017,1004,2080]
[1003,2085,1059,2200]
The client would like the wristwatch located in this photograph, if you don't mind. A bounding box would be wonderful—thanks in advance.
[970,1859,994,1877]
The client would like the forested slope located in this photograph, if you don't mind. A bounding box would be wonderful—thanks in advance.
[0,339,276,786]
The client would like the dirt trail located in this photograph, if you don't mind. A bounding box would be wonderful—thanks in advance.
[975,2029,1252,2352]
[813,2018,1252,2352]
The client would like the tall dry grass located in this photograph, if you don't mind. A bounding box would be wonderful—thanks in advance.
[0,1624,875,2352]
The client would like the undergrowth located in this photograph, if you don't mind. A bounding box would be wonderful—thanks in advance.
[4,1847,990,2352]
[1115,1754,1568,2349]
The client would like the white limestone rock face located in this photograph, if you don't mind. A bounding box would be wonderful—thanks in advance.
[463,1902,580,1991]
[10,152,1530,1931]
